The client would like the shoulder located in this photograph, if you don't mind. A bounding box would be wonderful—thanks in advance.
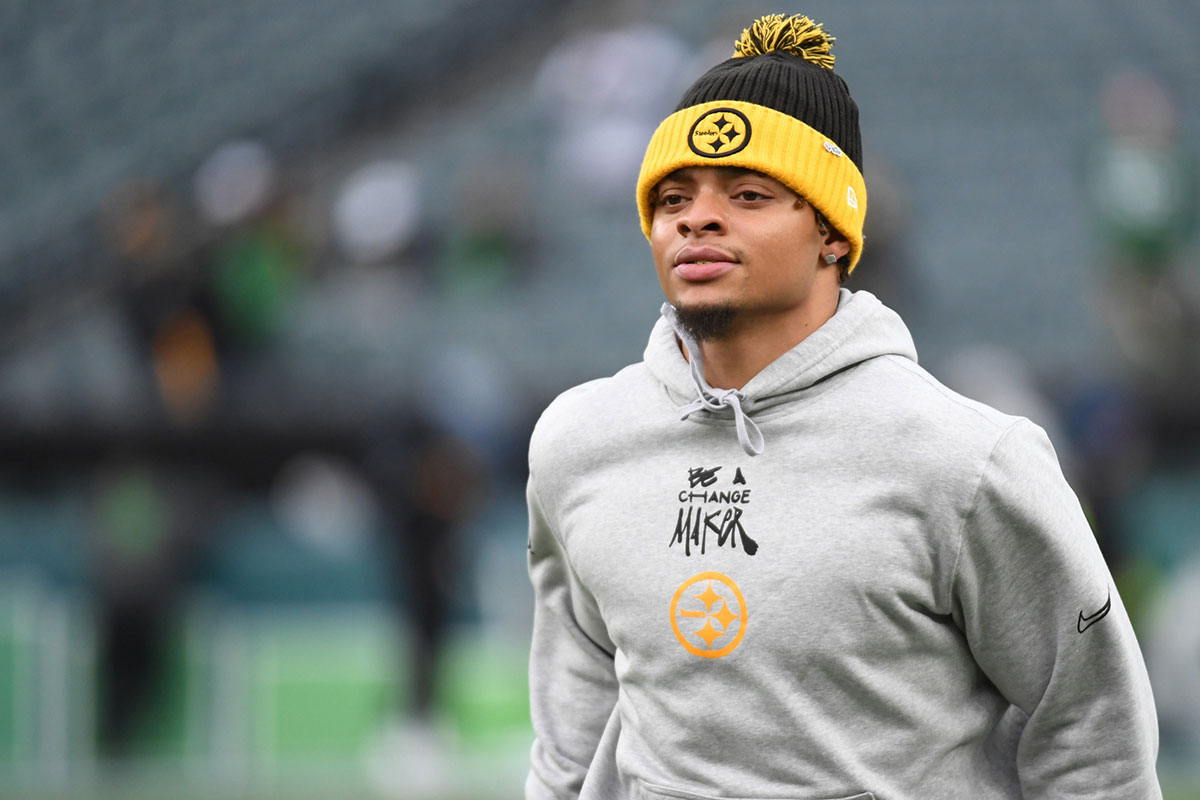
[857,354,1026,446]
[533,363,653,434]
[529,362,659,472]
[833,354,1069,500]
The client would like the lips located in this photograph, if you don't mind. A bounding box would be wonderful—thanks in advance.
[674,246,738,281]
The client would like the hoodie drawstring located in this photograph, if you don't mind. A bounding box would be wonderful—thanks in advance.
[662,304,765,456]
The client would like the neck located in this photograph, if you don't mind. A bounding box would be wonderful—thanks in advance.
[686,289,840,390]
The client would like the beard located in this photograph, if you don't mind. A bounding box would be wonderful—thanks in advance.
[674,302,738,341]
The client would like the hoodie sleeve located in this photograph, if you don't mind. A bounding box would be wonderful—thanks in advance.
[526,473,619,800]
[950,419,1161,799]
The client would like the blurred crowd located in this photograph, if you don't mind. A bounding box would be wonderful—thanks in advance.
[1,28,548,791]
[1082,67,1200,771]
[1,1,1199,797]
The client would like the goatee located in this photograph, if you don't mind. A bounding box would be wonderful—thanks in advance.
[674,303,737,341]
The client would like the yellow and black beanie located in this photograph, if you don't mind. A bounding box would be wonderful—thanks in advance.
[637,13,867,272]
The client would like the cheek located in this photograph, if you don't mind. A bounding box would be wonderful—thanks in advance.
[756,230,796,269]
[770,221,820,265]
[649,219,675,270]
[757,228,820,291]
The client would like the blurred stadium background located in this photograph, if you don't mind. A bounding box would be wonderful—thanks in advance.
[2,0,1199,797]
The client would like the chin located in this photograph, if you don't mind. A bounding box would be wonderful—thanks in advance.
[673,302,738,341]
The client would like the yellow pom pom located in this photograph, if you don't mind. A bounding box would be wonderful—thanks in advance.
[733,13,835,69]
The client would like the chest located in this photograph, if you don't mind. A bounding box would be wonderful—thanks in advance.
[556,452,954,665]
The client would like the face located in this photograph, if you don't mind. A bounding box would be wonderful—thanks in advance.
[649,167,846,337]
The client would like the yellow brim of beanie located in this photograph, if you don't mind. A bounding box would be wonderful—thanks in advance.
[637,99,867,272]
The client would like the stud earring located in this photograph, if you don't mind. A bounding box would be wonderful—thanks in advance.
[823,253,839,265]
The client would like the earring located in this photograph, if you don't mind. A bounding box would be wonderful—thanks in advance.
[823,253,838,265]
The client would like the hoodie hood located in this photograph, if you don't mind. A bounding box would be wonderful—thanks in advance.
[644,289,917,455]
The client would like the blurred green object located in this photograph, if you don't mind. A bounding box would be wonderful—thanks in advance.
[244,613,531,759]
[246,612,397,767]
[1113,557,1164,634]
[1162,778,1200,800]
[97,467,168,563]
[1085,138,1199,274]
[0,580,36,768]
[210,228,300,346]
[0,572,94,786]
[436,637,530,748]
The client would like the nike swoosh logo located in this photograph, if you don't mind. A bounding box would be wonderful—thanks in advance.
[1077,593,1111,633]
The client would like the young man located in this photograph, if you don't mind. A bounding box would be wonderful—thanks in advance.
[525,14,1161,800]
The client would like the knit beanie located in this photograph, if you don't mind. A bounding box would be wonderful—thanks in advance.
[637,13,867,272]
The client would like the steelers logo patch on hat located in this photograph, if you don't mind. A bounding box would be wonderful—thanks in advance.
[688,108,751,158]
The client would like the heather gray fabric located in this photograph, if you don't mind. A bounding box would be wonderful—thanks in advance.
[526,289,1160,800]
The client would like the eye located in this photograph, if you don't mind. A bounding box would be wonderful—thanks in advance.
[736,189,768,202]
[656,191,687,207]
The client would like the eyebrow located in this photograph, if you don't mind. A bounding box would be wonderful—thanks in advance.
[659,167,767,185]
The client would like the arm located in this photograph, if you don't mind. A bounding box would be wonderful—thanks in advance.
[526,473,619,800]
[951,420,1160,799]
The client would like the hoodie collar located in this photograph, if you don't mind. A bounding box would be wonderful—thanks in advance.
[645,289,918,455]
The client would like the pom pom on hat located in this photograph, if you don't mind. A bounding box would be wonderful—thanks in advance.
[733,13,835,69]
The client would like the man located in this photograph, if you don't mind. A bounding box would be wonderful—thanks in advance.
[525,13,1160,800]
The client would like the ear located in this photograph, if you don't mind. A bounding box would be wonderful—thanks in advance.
[824,238,851,261]
[821,226,851,262]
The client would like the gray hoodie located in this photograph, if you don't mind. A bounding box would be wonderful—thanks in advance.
[526,290,1160,800]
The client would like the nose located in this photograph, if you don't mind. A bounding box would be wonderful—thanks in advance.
[676,188,725,236]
